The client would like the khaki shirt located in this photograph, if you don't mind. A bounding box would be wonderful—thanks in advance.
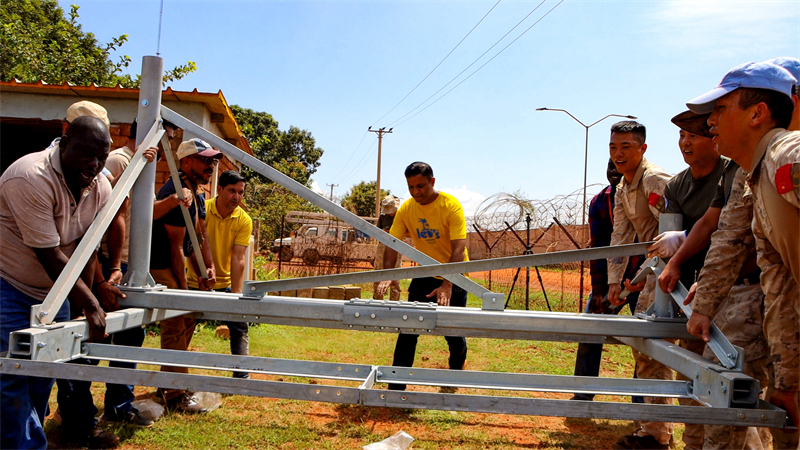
[608,157,671,284]
[100,146,134,264]
[747,129,800,391]
[0,146,111,299]
[748,129,800,284]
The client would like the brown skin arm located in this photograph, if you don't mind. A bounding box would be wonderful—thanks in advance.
[426,238,467,306]
[230,244,247,294]
[164,223,189,290]
[659,207,721,293]
[682,282,711,342]
[376,246,401,297]
[197,217,216,289]
[33,247,107,342]
[153,188,193,220]
[106,198,127,285]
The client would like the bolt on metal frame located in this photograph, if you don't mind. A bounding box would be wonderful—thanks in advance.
[0,56,791,431]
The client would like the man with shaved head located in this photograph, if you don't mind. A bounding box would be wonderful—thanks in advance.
[0,116,121,449]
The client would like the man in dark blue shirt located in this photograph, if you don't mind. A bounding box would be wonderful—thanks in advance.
[571,158,643,401]
[150,138,220,413]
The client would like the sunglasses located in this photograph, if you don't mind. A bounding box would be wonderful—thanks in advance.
[192,155,219,165]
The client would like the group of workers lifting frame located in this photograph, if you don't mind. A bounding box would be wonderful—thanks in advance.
[1,56,799,450]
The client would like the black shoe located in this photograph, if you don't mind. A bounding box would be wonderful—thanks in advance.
[387,384,406,391]
[612,433,670,450]
[105,407,154,427]
[439,386,458,394]
[170,392,208,414]
[569,394,594,401]
[64,427,120,449]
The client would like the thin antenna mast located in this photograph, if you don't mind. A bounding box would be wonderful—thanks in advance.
[156,0,165,55]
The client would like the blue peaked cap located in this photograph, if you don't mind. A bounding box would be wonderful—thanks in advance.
[686,61,797,114]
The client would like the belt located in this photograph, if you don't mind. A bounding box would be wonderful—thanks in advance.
[734,271,761,286]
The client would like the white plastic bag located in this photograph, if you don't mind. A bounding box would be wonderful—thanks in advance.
[363,430,414,450]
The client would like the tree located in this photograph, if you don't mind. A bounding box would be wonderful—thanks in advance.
[231,105,323,185]
[231,105,326,242]
[1,0,195,87]
[341,181,390,218]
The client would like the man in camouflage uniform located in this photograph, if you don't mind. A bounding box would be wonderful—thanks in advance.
[605,121,674,450]
[687,60,800,437]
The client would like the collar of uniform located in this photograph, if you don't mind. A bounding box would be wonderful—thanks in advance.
[748,128,786,179]
[48,144,98,198]
[625,156,649,190]
[209,197,241,219]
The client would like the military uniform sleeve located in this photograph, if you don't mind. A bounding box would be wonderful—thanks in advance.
[692,169,753,317]
[753,208,800,391]
[608,188,634,285]
[766,131,800,208]
[643,166,671,219]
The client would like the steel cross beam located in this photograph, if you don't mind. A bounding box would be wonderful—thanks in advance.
[243,242,651,297]
[35,123,165,324]
[160,106,489,298]
[0,355,786,428]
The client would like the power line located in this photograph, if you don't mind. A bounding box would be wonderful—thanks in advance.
[328,130,369,183]
[370,0,502,127]
[337,137,378,185]
[386,0,548,127]
[394,0,564,128]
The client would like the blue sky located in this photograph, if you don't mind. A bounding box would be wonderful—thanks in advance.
[63,0,799,217]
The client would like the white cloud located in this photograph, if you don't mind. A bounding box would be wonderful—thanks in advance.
[646,1,799,56]
[439,185,487,218]
[309,180,326,196]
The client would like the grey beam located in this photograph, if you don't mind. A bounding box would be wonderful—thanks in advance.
[160,106,488,297]
[244,243,651,296]
[35,124,165,324]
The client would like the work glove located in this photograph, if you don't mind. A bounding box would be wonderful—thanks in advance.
[647,230,687,258]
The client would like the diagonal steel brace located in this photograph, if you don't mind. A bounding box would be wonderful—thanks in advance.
[625,256,741,370]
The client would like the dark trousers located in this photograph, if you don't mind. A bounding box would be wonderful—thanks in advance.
[573,291,644,403]
[389,278,468,390]
[214,287,250,379]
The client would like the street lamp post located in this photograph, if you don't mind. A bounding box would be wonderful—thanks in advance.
[535,108,637,312]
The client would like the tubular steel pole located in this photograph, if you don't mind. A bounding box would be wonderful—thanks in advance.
[579,125,588,312]
[375,133,382,220]
[127,56,164,287]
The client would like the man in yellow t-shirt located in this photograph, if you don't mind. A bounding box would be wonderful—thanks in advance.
[187,170,253,378]
[376,162,469,391]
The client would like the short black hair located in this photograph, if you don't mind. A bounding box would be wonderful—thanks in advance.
[218,170,246,189]
[130,117,179,140]
[404,161,433,179]
[610,121,646,145]
[737,88,794,130]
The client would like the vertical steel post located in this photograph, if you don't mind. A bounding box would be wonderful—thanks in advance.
[375,132,383,220]
[126,56,164,287]
[653,213,683,317]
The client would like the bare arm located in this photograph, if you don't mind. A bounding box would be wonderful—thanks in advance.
[230,245,247,294]
[197,217,216,288]
[428,238,467,306]
[33,247,106,342]
[164,223,188,290]
[106,198,128,285]
[153,188,193,220]
[376,246,400,297]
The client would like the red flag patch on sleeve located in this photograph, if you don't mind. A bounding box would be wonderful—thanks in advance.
[648,193,662,207]
[775,163,799,195]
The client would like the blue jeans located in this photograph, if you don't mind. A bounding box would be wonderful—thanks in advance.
[573,291,644,403]
[1,278,70,450]
[389,278,468,390]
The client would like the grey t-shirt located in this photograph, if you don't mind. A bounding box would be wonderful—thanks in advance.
[664,157,737,287]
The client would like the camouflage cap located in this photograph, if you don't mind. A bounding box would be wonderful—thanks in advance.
[671,110,712,138]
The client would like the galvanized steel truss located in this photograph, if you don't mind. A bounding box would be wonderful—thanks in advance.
[0,56,789,430]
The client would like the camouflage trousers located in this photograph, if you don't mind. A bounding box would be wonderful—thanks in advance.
[631,274,675,445]
[702,283,772,450]
[373,242,401,301]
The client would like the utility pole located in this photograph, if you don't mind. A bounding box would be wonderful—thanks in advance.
[326,183,338,201]
[368,126,392,219]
